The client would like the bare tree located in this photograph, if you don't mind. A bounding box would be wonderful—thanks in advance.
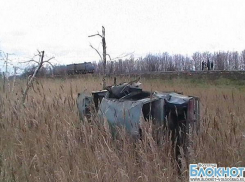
[0,51,15,92]
[242,50,245,70]
[21,50,54,104]
[89,26,107,89]
[88,27,134,87]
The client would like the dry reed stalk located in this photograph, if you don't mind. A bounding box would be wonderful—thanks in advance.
[0,76,244,182]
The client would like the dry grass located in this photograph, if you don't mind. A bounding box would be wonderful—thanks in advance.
[0,76,245,182]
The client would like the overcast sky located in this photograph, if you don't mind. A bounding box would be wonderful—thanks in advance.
[0,0,245,73]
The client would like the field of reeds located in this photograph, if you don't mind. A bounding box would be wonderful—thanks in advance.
[0,76,245,182]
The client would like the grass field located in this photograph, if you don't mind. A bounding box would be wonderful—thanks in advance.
[0,76,245,182]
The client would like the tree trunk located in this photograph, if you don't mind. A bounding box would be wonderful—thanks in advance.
[102,26,106,89]
[22,51,45,104]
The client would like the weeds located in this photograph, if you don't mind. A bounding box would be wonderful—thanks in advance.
[0,76,244,181]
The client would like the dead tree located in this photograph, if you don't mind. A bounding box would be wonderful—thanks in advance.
[88,27,135,88]
[89,26,107,89]
[22,50,54,104]
[0,51,14,92]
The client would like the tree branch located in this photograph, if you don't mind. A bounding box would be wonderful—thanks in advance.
[88,33,102,38]
[43,57,55,63]
[37,49,41,55]
[44,61,54,76]
[90,44,102,61]
[106,54,112,61]
[110,52,135,61]
[19,59,39,64]
[44,61,54,68]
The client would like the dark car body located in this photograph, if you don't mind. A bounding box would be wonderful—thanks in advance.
[77,82,200,145]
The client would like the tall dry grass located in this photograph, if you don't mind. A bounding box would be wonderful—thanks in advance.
[0,76,244,182]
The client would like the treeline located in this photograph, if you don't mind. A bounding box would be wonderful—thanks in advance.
[19,50,245,77]
[94,50,245,74]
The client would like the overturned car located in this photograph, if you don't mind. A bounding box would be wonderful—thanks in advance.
[77,80,200,156]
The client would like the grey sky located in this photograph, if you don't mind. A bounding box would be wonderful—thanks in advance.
[0,0,245,73]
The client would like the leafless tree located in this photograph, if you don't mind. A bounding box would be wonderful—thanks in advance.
[242,50,245,70]
[91,49,245,73]
[88,27,134,87]
[0,51,15,92]
[21,50,54,104]
[89,26,107,89]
